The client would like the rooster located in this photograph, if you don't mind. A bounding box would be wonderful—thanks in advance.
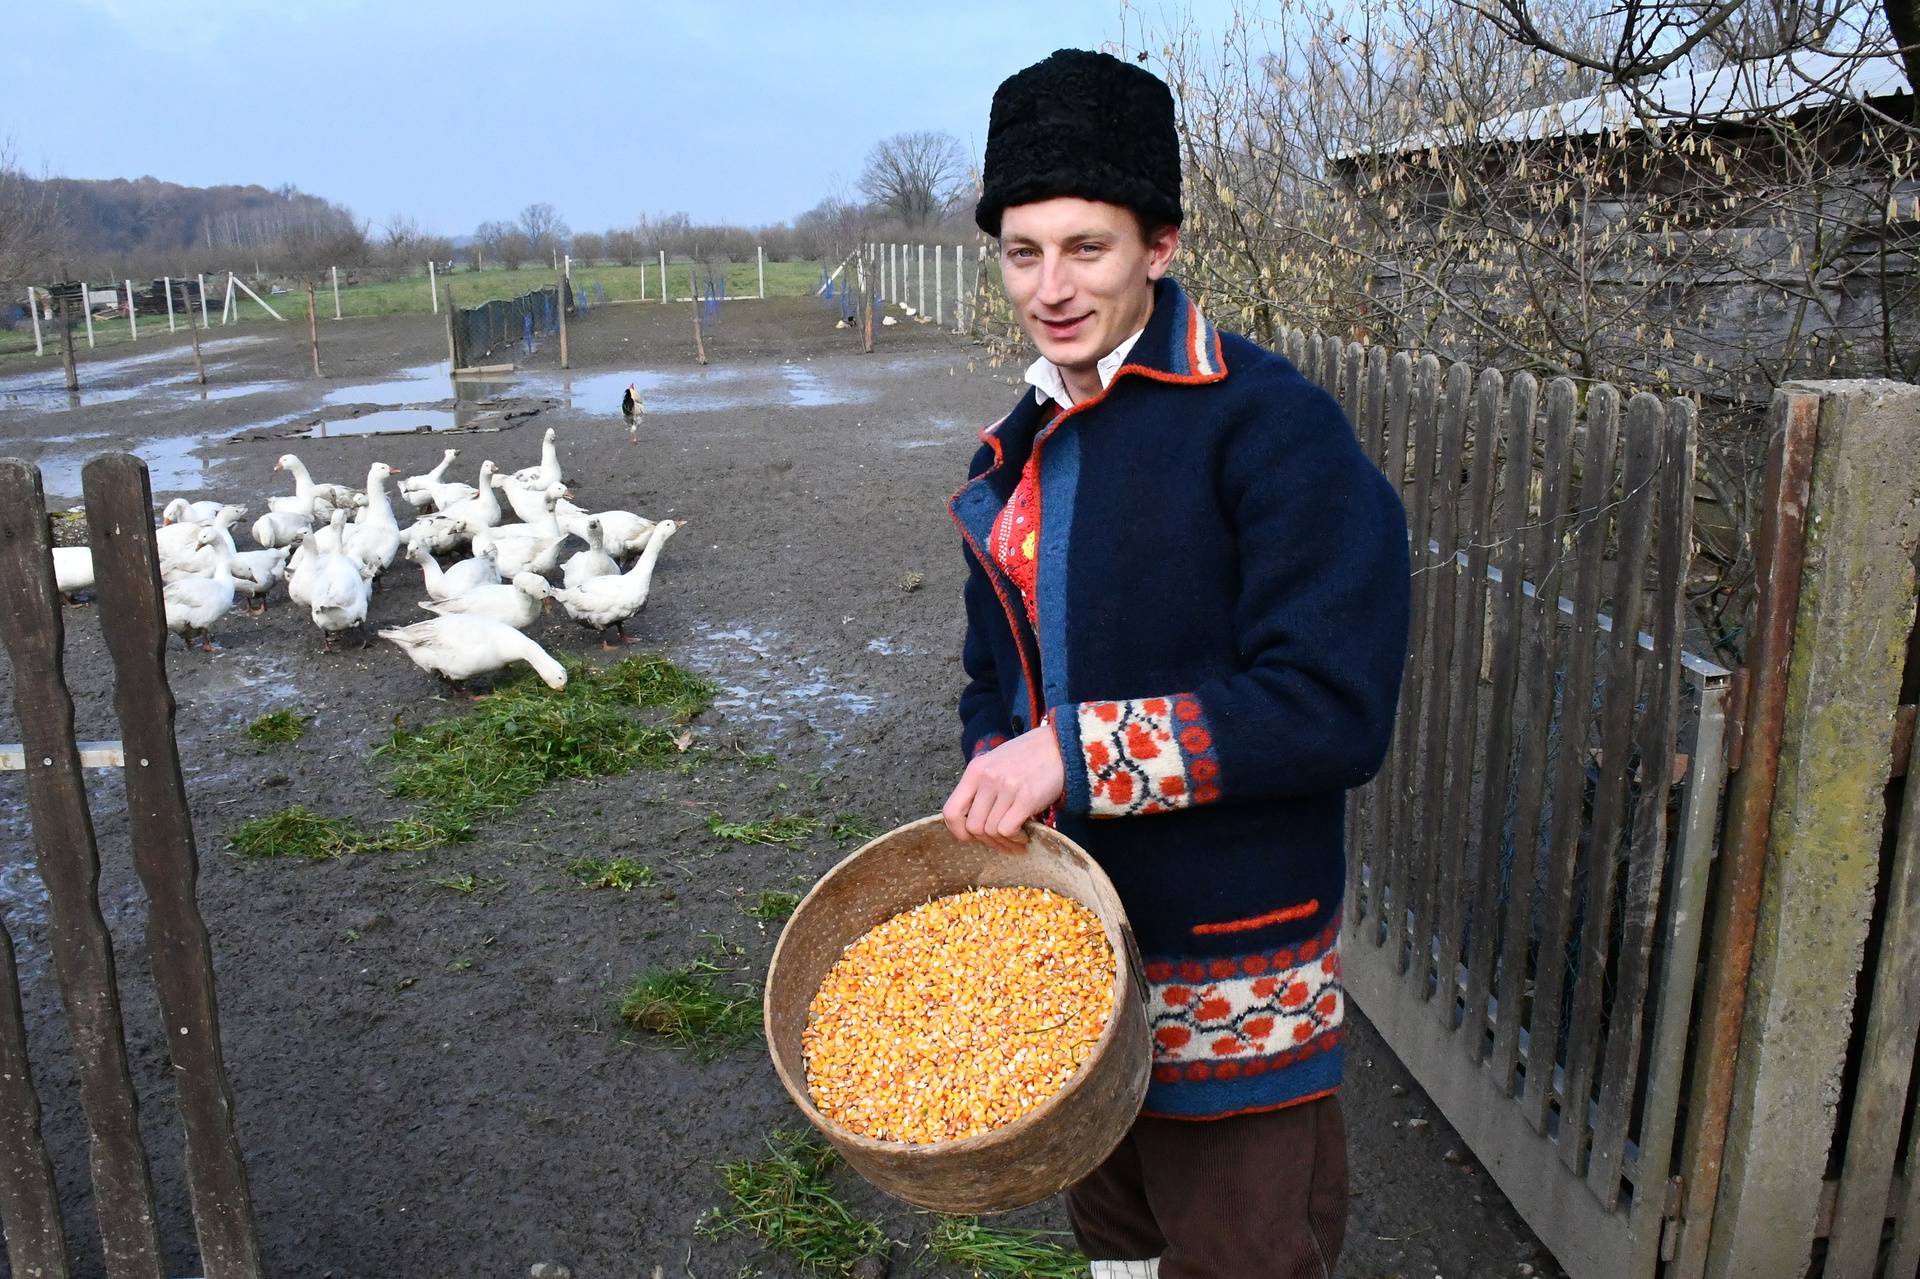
[621,383,644,421]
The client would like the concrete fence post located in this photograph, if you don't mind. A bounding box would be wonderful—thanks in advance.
[1705,379,1920,1279]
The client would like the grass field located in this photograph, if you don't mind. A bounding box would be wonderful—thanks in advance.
[0,258,831,362]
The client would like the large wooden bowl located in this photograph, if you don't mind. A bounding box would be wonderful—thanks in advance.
[764,815,1149,1214]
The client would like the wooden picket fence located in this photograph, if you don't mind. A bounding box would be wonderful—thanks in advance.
[0,455,260,1279]
[1284,327,1734,1278]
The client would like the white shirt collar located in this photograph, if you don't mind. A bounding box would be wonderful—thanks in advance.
[1023,326,1147,408]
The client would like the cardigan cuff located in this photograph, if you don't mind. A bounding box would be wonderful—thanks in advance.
[1067,695,1222,818]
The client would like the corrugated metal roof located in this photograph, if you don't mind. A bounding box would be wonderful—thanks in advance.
[1332,45,1909,161]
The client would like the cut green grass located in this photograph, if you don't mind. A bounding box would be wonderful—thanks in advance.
[746,889,802,921]
[432,872,482,895]
[708,812,823,848]
[704,1130,889,1277]
[928,1218,1087,1279]
[567,855,655,891]
[829,814,881,846]
[229,655,710,863]
[244,709,308,746]
[618,955,761,1058]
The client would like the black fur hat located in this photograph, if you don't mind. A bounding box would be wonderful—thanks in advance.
[975,48,1182,238]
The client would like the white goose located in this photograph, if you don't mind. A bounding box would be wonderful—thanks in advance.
[419,571,553,630]
[162,497,228,525]
[342,462,402,577]
[270,454,363,520]
[509,427,563,488]
[491,471,569,526]
[52,547,94,596]
[378,615,568,693]
[439,461,503,537]
[159,505,247,580]
[402,510,470,556]
[560,518,618,590]
[471,487,568,577]
[550,519,680,648]
[162,529,236,651]
[228,546,290,613]
[305,521,372,651]
[398,448,459,510]
[251,509,312,549]
[408,542,500,601]
[555,498,655,558]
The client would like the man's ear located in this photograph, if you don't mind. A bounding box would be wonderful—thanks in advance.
[1145,225,1180,280]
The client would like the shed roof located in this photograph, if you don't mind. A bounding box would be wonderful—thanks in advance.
[1333,44,1909,162]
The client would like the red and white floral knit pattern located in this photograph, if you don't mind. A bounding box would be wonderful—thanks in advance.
[1076,695,1222,816]
[987,453,1042,627]
[1145,917,1344,1085]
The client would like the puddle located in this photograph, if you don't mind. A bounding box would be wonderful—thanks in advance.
[780,363,857,407]
[0,337,269,411]
[305,407,505,438]
[682,621,881,758]
[33,423,254,500]
[323,361,452,407]
[893,439,947,450]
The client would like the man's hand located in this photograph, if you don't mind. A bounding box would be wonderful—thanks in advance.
[942,723,1066,854]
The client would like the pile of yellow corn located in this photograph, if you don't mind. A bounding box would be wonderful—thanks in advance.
[803,884,1115,1144]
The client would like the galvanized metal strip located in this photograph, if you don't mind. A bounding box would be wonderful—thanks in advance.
[0,741,124,771]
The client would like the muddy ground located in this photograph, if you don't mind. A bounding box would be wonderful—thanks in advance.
[0,300,1561,1278]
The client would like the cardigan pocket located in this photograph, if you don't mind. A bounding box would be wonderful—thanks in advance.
[1191,898,1320,938]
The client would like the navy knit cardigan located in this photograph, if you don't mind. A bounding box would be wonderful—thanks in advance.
[951,276,1411,1119]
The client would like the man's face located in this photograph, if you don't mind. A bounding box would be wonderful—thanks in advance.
[998,198,1178,376]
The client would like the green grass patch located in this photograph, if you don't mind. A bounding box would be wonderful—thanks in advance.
[746,889,802,921]
[708,812,823,848]
[567,855,655,891]
[244,709,308,746]
[432,872,481,895]
[230,656,710,863]
[829,814,881,846]
[703,1130,889,1276]
[619,952,760,1058]
[0,259,831,362]
[928,1218,1087,1278]
[227,805,471,861]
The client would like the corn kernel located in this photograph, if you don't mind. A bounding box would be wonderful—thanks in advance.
[802,885,1114,1144]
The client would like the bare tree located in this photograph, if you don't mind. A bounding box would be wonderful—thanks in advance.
[858,131,970,228]
[517,202,570,265]
[0,139,62,293]
[571,230,606,264]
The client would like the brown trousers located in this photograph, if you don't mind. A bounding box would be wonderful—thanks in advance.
[1064,1093,1348,1279]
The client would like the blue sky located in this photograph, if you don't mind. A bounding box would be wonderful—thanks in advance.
[10,0,1241,236]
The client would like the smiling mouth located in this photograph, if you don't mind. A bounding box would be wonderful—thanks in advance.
[1038,313,1090,337]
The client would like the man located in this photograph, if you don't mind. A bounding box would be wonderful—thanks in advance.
[941,48,1412,1278]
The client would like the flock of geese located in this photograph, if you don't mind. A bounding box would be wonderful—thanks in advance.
[56,427,679,694]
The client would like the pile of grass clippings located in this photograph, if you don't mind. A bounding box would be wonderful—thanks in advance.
[703,1131,889,1277]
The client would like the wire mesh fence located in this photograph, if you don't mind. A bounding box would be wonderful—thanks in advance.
[449,278,574,368]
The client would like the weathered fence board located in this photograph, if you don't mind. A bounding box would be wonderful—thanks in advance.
[1431,367,1504,1025]
[1557,395,1661,1177]
[1523,383,1619,1138]
[1376,352,1417,953]
[84,456,265,1279]
[0,461,167,1279]
[1586,399,1696,1206]
[1459,371,1538,1054]
[0,911,69,1279]
[1394,354,1445,974]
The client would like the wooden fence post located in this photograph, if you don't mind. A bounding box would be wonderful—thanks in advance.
[444,283,458,369]
[187,289,206,385]
[758,245,765,299]
[124,280,137,341]
[306,284,320,377]
[85,454,266,1279]
[556,269,570,369]
[331,265,341,320]
[918,243,926,316]
[25,286,41,356]
[197,274,210,329]
[57,285,78,393]
[689,263,706,365]
[659,250,668,304]
[428,260,438,315]
[0,462,167,1279]
[935,245,943,326]
[1703,380,1920,1279]
[80,281,94,347]
[163,276,175,333]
